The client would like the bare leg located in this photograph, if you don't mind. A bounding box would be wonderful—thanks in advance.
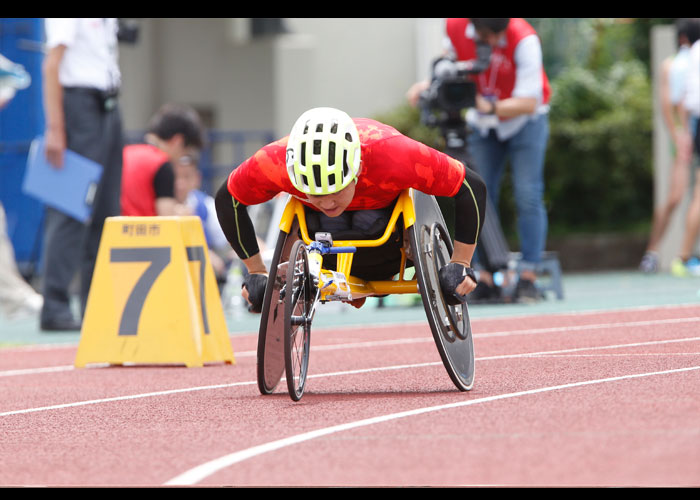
[679,172,700,260]
[646,154,690,254]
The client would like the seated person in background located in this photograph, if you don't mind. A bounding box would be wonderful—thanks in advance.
[121,103,205,216]
[173,153,233,284]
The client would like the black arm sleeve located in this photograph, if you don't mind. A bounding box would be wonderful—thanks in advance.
[153,161,175,198]
[453,166,487,245]
[214,180,260,260]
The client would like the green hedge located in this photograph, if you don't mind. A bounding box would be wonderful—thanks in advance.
[544,60,653,235]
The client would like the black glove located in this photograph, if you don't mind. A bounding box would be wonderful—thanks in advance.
[242,273,268,313]
[438,262,477,306]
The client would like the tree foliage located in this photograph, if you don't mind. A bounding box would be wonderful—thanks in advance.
[544,60,652,234]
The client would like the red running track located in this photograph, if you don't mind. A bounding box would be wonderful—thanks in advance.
[1,304,699,487]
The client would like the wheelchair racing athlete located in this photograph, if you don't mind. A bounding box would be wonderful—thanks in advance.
[214,107,487,311]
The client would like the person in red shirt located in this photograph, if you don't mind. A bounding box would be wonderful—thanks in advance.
[457,18,551,302]
[409,18,550,302]
[215,107,487,312]
[121,103,205,216]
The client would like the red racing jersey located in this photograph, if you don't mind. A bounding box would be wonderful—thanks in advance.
[226,118,466,210]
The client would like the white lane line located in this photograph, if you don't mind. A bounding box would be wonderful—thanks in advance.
[475,315,700,339]
[3,316,700,378]
[480,336,700,361]
[2,336,699,418]
[0,380,256,417]
[0,365,76,377]
[4,301,699,352]
[163,364,700,486]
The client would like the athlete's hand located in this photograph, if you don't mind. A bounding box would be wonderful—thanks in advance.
[439,262,478,305]
[241,272,268,313]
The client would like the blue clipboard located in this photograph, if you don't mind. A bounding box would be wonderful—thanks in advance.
[22,137,104,223]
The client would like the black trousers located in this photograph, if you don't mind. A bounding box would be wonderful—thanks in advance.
[40,87,123,322]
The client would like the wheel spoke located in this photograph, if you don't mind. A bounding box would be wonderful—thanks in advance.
[284,240,313,400]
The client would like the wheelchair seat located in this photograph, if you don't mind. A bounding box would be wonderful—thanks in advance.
[302,200,407,282]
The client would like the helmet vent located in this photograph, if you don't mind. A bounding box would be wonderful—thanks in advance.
[287,108,360,195]
[342,150,350,179]
[328,142,336,166]
[313,165,322,189]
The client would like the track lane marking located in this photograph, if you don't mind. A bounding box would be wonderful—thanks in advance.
[0,365,76,377]
[2,305,699,356]
[1,333,699,379]
[2,315,700,378]
[163,364,700,485]
[2,336,699,417]
[0,380,256,417]
[475,316,700,338]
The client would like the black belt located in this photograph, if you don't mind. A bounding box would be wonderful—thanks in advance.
[64,86,119,111]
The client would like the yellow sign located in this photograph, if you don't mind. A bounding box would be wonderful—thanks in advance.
[74,216,235,368]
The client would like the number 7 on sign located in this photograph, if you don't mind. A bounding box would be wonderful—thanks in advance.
[110,245,210,336]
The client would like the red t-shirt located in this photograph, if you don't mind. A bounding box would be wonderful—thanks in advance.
[121,144,170,216]
[227,118,466,209]
[446,18,551,105]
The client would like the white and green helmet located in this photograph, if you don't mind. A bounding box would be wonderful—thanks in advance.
[286,107,361,195]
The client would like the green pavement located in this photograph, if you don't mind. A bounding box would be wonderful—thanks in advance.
[2,270,699,348]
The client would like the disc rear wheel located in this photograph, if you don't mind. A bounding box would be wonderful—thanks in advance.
[256,226,299,396]
[409,191,475,391]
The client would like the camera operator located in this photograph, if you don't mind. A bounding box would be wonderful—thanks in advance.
[408,18,551,302]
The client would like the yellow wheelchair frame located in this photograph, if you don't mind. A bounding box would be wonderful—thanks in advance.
[257,188,475,401]
[278,188,418,302]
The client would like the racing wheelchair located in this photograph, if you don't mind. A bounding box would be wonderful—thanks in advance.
[256,189,475,401]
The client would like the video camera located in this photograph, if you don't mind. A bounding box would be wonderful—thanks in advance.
[117,19,140,44]
[419,42,492,138]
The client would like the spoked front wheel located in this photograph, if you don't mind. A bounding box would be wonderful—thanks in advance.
[284,240,314,401]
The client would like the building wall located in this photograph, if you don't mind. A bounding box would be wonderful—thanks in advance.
[118,18,445,139]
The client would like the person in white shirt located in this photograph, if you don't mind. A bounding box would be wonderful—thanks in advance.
[39,18,125,331]
[685,36,700,151]
[640,18,700,276]
[679,30,700,274]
